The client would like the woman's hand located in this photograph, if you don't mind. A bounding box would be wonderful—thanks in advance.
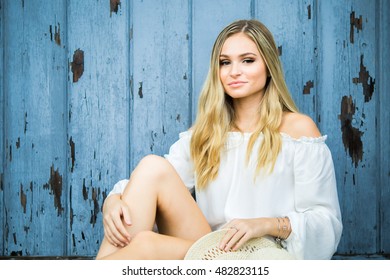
[219,218,273,252]
[102,194,132,247]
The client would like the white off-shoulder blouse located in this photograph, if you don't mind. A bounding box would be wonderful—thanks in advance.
[109,131,343,260]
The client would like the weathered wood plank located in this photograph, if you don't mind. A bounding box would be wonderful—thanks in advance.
[129,0,191,169]
[191,0,252,121]
[378,0,390,253]
[0,0,4,255]
[2,0,68,256]
[255,0,316,120]
[317,0,378,254]
[66,0,129,256]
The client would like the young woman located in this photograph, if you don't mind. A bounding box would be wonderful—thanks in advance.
[96,19,342,260]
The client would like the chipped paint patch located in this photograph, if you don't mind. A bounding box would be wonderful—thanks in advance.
[350,11,362,44]
[71,49,84,83]
[19,184,27,213]
[90,187,100,226]
[24,112,28,134]
[110,0,121,16]
[353,55,375,102]
[0,173,3,191]
[138,82,143,98]
[278,45,282,56]
[69,137,75,172]
[339,96,364,167]
[303,80,314,94]
[43,165,64,216]
[80,180,100,226]
[49,23,61,46]
[54,23,61,46]
[82,178,88,200]
[69,185,74,231]
[10,250,22,257]
[9,145,12,162]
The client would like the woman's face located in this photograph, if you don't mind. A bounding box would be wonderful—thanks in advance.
[219,33,268,101]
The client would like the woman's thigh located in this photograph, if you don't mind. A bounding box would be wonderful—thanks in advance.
[98,231,194,260]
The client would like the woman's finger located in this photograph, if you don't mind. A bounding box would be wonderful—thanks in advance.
[103,225,120,247]
[106,215,130,245]
[231,232,250,251]
[112,215,131,243]
[121,205,132,226]
[219,226,238,250]
[103,214,128,246]
[224,228,245,252]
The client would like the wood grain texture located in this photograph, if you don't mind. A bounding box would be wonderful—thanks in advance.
[66,0,130,256]
[129,0,191,169]
[2,0,68,256]
[255,0,317,120]
[0,0,4,256]
[378,0,390,253]
[317,0,378,254]
[191,0,252,120]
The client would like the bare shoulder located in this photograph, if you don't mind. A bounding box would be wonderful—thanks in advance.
[279,112,321,139]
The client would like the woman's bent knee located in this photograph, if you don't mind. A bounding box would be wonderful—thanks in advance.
[133,155,176,181]
[138,155,171,170]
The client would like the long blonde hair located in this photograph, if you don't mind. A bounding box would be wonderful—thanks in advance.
[190,19,298,189]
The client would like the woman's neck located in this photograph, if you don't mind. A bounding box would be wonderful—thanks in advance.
[232,98,261,133]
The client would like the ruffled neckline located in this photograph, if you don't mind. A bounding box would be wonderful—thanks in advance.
[179,130,327,144]
[226,131,327,143]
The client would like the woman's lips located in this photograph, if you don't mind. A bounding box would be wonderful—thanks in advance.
[228,81,247,87]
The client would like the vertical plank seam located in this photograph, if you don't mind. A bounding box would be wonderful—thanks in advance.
[375,0,383,254]
[129,0,134,171]
[188,0,193,125]
[250,0,256,19]
[65,0,70,256]
[0,0,5,257]
[374,0,380,255]
[313,0,320,127]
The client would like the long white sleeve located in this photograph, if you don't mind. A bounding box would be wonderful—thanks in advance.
[285,137,343,259]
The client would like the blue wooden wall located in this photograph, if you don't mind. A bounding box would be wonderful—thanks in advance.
[0,0,389,258]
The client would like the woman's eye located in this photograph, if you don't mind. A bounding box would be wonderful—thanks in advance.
[243,58,255,63]
[219,60,230,66]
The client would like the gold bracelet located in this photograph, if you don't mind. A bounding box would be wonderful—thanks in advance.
[282,216,291,239]
[275,217,282,245]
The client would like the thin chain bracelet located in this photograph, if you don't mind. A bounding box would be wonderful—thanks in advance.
[283,216,291,239]
[275,217,282,246]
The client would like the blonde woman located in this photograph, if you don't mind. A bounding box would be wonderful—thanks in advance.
[96,19,342,260]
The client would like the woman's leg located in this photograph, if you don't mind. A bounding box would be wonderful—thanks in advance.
[98,231,194,260]
[96,155,211,259]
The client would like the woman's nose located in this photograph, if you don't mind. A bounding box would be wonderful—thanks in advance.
[230,62,241,76]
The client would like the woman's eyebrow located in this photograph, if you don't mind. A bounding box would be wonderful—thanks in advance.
[219,52,257,58]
